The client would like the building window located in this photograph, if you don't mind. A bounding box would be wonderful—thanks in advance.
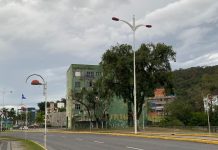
[75,104,80,110]
[96,72,101,76]
[75,71,81,77]
[75,81,80,88]
[87,72,94,77]
[89,81,92,87]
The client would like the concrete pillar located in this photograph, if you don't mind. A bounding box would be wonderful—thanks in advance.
[66,97,72,129]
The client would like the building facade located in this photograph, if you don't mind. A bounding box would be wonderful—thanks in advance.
[47,112,66,127]
[66,64,102,129]
[147,88,175,123]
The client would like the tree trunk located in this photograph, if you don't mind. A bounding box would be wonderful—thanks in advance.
[128,101,133,126]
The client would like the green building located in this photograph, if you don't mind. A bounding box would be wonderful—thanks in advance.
[66,64,102,129]
[67,64,140,129]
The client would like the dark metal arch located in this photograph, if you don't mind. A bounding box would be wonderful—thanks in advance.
[25,74,45,84]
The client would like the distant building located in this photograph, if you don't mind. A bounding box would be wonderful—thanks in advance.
[57,102,65,109]
[66,64,102,129]
[47,102,58,113]
[203,95,218,112]
[147,88,175,123]
[17,106,36,125]
[27,107,36,124]
[47,112,66,127]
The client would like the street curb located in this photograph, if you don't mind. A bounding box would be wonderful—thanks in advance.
[31,140,46,150]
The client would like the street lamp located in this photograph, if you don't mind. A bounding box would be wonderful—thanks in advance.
[26,74,47,149]
[0,89,12,131]
[112,15,152,134]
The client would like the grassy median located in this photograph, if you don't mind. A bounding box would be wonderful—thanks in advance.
[0,136,44,150]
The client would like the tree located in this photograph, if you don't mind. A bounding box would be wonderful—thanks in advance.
[58,108,66,112]
[37,102,50,112]
[70,88,93,122]
[36,112,44,125]
[7,108,16,124]
[101,43,176,125]
[164,100,193,126]
[70,77,113,125]
[87,77,113,126]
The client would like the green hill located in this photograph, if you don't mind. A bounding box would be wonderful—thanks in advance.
[173,65,218,111]
[161,65,218,126]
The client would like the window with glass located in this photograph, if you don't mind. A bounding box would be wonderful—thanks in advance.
[75,81,80,88]
[75,104,80,110]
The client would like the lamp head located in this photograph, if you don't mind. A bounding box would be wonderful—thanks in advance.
[146,25,152,28]
[112,17,119,21]
[31,80,42,85]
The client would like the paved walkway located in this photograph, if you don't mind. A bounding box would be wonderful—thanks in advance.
[11,141,24,150]
[0,140,24,150]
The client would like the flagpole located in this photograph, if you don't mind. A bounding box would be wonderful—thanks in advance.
[21,94,28,140]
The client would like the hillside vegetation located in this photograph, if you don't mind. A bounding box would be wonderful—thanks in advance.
[162,65,218,126]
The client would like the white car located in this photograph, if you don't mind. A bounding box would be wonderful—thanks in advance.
[19,126,28,130]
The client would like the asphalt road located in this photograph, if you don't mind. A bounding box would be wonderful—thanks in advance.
[2,131,218,150]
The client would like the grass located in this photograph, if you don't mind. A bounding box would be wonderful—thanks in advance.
[0,136,44,150]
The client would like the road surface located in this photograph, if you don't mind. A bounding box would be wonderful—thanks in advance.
[0,140,13,150]
[2,131,218,150]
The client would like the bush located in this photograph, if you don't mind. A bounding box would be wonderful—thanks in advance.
[160,117,184,127]
[188,112,207,126]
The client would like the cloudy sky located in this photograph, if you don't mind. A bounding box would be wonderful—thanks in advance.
[0,0,217,107]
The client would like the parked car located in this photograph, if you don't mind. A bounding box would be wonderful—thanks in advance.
[13,125,20,129]
[28,124,39,129]
[19,126,28,130]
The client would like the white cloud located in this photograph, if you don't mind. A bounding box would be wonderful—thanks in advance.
[0,0,218,106]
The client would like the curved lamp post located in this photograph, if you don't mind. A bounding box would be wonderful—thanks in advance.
[112,15,152,134]
[26,74,47,149]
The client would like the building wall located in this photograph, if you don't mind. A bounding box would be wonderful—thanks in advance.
[66,64,101,129]
[147,96,175,123]
[57,102,65,108]
[47,112,66,127]
[108,97,128,128]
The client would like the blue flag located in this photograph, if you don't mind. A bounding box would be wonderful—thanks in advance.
[22,94,27,99]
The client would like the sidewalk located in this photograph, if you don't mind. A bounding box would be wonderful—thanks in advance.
[10,141,24,150]
[0,140,24,150]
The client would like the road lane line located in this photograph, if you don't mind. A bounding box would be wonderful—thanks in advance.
[127,146,144,150]
[0,142,3,150]
[93,140,104,144]
[76,138,83,141]
[7,141,11,150]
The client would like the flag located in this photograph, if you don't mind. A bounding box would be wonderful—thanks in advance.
[22,94,27,99]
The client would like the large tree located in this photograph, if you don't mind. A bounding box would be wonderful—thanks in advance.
[101,43,176,125]
[71,76,113,124]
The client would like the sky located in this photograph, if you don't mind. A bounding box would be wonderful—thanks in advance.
[0,0,218,108]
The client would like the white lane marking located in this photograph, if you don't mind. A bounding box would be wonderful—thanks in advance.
[76,138,84,141]
[0,142,3,150]
[7,141,11,150]
[93,140,104,144]
[127,146,144,150]
[61,136,66,138]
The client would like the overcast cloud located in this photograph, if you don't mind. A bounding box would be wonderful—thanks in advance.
[0,0,217,107]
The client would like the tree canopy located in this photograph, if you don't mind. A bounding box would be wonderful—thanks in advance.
[100,43,176,125]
